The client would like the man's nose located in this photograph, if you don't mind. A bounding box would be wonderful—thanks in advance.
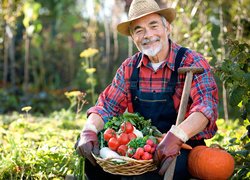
[143,28,153,38]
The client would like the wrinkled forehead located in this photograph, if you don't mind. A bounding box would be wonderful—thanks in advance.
[129,13,162,29]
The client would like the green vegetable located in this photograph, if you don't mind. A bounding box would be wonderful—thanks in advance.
[104,112,162,136]
[128,137,148,149]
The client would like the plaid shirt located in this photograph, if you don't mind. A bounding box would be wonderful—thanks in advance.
[88,40,219,140]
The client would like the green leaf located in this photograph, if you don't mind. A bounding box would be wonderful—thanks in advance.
[229,137,237,144]
[243,73,250,87]
[229,87,247,107]
[235,150,249,157]
[243,142,250,150]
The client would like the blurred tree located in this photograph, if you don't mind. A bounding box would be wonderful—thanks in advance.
[22,0,41,92]
[1,0,24,87]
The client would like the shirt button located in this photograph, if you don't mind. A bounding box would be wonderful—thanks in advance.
[153,90,156,93]
[154,72,157,74]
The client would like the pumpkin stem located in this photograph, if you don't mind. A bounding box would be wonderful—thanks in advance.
[210,143,224,150]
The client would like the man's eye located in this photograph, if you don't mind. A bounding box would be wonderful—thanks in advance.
[134,29,143,35]
[152,25,158,29]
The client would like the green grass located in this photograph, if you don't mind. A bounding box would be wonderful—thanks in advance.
[0,111,85,180]
[0,113,249,179]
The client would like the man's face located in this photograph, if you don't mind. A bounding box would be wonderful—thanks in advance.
[130,13,170,58]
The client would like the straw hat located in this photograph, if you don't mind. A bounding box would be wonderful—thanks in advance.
[117,0,176,36]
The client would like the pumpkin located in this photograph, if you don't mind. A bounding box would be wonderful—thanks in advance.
[188,145,235,180]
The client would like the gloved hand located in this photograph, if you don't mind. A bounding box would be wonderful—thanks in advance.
[76,129,99,166]
[153,131,184,176]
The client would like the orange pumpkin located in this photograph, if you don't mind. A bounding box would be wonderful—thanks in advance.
[188,145,235,180]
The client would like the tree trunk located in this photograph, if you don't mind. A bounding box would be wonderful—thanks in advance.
[9,33,16,86]
[219,1,228,121]
[3,23,9,86]
[103,13,111,82]
[222,83,229,120]
[23,35,30,92]
[113,27,119,62]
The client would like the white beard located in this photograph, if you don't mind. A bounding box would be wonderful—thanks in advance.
[142,44,162,57]
[140,37,162,57]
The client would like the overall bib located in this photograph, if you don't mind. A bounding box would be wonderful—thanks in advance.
[129,47,182,133]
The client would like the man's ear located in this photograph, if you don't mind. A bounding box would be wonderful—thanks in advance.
[166,22,172,33]
[130,33,135,41]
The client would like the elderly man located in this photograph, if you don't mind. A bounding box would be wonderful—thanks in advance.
[76,0,218,179]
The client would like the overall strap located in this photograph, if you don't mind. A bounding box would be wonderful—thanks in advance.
[130,53,142,90]
[169,47,188,85]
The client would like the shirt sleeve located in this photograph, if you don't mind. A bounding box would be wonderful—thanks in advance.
[87,61,128,123]
[182,51,219,139]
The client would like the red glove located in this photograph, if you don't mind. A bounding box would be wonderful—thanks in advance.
[153,131,184,175]
[76,130,99,166]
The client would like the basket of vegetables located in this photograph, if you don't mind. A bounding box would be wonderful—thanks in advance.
[92,113,163,175]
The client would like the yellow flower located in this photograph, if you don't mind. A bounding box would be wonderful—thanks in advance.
[80,48,98,58]
[64,91,81,97]
[85,68,96,74]
[21,106,32,112]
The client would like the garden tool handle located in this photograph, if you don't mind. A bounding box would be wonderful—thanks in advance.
[164,67,204,180]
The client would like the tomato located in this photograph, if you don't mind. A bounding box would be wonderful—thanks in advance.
[144,144,152,153]
[128,133,137,140]
[117,145,128,156]
[120,122,134,133]
[104,128,116,142]
[117,133,130,145]
[108,137,120,151]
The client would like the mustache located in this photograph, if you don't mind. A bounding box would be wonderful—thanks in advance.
[141,37,160,45]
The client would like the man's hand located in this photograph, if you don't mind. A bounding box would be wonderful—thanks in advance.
[153,131,184,175]
[76,129,99,166]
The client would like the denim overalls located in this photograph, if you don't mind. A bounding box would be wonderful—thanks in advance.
[85,48,205,180]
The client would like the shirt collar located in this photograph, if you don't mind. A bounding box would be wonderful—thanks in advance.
[136,40,177,71]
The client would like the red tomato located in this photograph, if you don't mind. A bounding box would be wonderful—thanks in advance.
[144,144,152,153]
[104,128,116,142]
[120,122,134,133]
[141,152,152,160]
[128,133,137,140]
[117,133,130,145]
[108,137,120,151]
[117,145,128,156]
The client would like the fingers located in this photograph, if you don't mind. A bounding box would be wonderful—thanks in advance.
[92,141,100,155]
[77,142,97,166]
[158,156,175,176]
[153,150,161,166]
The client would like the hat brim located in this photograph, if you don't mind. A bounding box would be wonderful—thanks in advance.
[117,8,176,36]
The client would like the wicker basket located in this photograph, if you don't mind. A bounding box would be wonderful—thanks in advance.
[92,153,157,175]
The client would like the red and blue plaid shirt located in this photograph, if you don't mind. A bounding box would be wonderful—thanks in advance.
[88,40,219,140]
